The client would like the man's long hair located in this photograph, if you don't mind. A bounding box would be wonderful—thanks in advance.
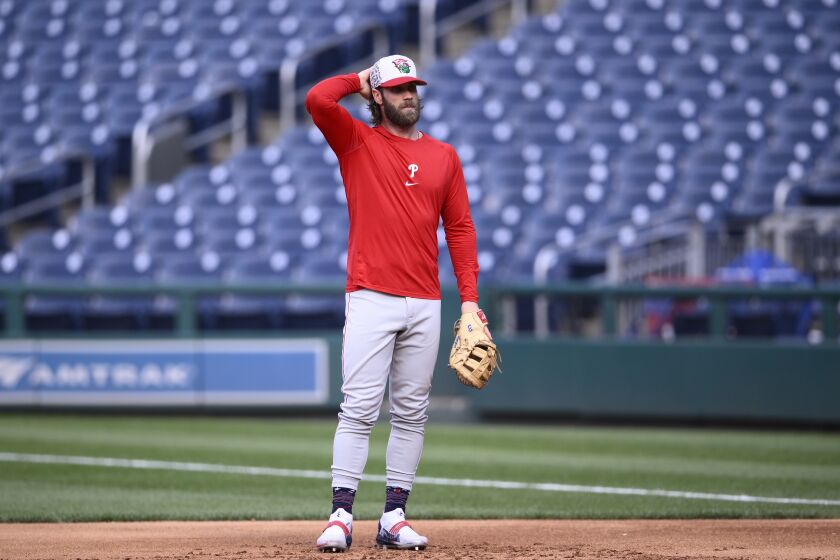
[368,88,384,126]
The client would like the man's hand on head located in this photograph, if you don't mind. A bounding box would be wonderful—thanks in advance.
[358,68,372,101]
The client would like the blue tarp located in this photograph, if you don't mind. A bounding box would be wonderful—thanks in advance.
[716,250,809,286]
[716,250,812,337]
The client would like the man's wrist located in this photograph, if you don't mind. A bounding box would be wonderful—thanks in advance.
[357,68,372,100]
[461,301,479,313]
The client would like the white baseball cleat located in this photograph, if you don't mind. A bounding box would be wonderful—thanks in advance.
[315,508,353,553]
[375,508,428,550]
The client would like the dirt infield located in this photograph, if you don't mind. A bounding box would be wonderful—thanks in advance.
[1,520,838,560]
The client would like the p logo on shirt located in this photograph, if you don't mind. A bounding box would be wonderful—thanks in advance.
[405,163,420,187]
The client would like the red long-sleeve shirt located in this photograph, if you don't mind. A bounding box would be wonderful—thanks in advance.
[305,73,479,303]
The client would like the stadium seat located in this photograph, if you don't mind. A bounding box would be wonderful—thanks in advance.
[285,254,346,329]
[214,253,295,330]
[84,252,159,330]
[23,252,87,331]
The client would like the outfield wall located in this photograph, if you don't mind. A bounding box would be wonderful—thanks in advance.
[473,338,840,423]
[1,332,838,425]
[0,284,838,424]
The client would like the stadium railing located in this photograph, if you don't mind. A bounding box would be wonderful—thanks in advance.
[0,152,97,228]
[0,283,837,343]
[131,84,250,188]
[487,283,839,342]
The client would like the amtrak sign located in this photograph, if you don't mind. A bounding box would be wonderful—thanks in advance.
[0,357,193,390]
[0,340,328,406]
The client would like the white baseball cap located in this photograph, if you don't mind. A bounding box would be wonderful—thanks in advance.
[369,54,427,89]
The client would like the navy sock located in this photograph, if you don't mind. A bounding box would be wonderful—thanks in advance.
[332,487,356,514]
[384,486,410,514]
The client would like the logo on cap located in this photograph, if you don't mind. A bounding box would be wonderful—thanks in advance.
[392,58,411,74]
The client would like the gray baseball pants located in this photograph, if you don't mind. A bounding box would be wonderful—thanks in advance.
[331,289,441,491]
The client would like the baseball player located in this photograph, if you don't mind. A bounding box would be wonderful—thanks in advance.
[305,54,480,552]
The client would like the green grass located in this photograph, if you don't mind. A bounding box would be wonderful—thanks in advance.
[0,414,838,521]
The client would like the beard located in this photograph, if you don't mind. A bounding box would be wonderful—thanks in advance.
[382,95,422,128]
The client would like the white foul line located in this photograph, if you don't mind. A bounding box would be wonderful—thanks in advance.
[2,452,839,507]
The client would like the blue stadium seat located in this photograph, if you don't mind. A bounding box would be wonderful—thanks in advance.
[84,252,159,330]
[286,253,346,329]
[16,228,76,263]
[143,226,198,259]
[192,204,242,231]
[201,226,262,260]
[155,252,225,328]
[0,251,23,288]
[215,252,295,329]
[23,252,87,331]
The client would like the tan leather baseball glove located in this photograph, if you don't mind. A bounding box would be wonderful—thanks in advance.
[448,309,500,389]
